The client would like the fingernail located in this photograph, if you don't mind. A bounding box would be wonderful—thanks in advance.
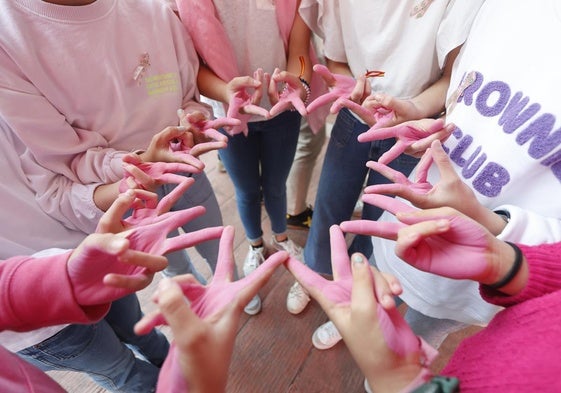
[352,254,365,265]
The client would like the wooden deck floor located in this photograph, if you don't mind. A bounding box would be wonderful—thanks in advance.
[47,136,478,392]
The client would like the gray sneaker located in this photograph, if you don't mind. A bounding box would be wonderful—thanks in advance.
[312,320,342,350]
[286,281,310,314]
[243,245,265,277]
[244,294,262,315]
[271,237,303,261]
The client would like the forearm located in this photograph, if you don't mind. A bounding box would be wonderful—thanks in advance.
[93,181,121,213]
[197,64,229,104]
[325,58,353,77]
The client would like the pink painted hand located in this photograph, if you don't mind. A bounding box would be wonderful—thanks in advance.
[364,140,491,225]
[268,68,308,117]
[135,226,288,392]
[135,225,289,332]
[329,96,395,128]
[119,158,197,193]
[340,194,498,281]
[358,118,456,165]
[285,225,436,393]
[136,126,205,171]
[225,69,270,136]
[68,190,223,306]
[305,64,357,113]
[175,109,231,155]
[363,149,434,196]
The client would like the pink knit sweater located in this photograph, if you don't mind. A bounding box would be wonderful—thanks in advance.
[442,242,561,392]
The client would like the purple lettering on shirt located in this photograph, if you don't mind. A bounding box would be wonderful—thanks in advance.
[476,81,510,117]
[449,135,473,168]
[461,146,486,179]
[498,92,541,134]
[516,113,561,159]
[472,162,510,197]
[458,71,483,107]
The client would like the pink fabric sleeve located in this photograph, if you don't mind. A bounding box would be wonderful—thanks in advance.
[0,49,126,186]
[20,153,104,234]
[0,253,109,332]
[480,242,561,307]
[0,346,66,393]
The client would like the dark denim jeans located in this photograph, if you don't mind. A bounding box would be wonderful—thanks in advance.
[304,108,419,274]
[219,111,301,241]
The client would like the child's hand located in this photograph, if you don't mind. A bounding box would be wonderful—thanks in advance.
[268,68,309,117]
[358,118,455,164]
[225,69,270,135]
[305,64,357,113]
[135,226,288,392]
[285,225,436,393]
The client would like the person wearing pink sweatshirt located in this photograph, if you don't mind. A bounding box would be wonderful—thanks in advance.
[0,1,227,390]
[0,198,288,393]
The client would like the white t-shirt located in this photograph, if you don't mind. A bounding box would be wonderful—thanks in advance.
[374,0,561,325]
[300,0,484,98]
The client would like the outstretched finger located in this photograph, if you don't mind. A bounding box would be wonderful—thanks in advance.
[212,225,236,282]
[340,219,401,240]
[362,194,417,216]
[329,225,352,281]
[164,226,224,255]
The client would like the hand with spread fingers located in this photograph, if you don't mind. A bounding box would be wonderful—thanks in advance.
[305,64,358,113]
[175,109,231,156]
[284,225,437,393]
[357,118,455,165]
[363,149,434,197]
[329,96,395,128]
[133,126,206,171]
[268,68,309,117]
[225,69,271,136]
[134,226,289,392]
[119,157,198,193]
[340,194,515,283]
[363,140,505,234]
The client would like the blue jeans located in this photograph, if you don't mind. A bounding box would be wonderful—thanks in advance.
[18,294,169,393]
[219,111,301,241]
[159,171,223,283]
[304,108,419,274]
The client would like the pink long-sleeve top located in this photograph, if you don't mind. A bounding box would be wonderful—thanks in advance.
[0,0,209,237]
[442,242,561,392]
[0,252,110,392]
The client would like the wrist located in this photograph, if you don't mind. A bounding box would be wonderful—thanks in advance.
[483,241,528,295]
[299,77,311,105]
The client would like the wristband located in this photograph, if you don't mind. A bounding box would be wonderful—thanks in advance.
[410,376,460,393]
[485,241,523,289]
[299,77,311,106]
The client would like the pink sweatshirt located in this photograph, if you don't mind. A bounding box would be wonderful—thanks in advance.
[442,242,561,392]
[0,0,209,237]
[0,253,110,392]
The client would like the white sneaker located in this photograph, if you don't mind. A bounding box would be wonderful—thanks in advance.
[364,378,373,393]
[244,294,262,315]
[243,245,265,277]
[271,237,303,261]
[311,320,342,350]
[286,281,310,314]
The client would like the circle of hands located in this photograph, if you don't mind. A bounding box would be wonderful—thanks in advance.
[74,59,509,389]
[64,142,505,389]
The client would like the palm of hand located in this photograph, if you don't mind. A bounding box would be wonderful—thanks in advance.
[269,82,307,117]
[306,64,356,113]
[67,242,139,306]
[361,119,446,165]
[402,213,490,280]
[226,90,269,136]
